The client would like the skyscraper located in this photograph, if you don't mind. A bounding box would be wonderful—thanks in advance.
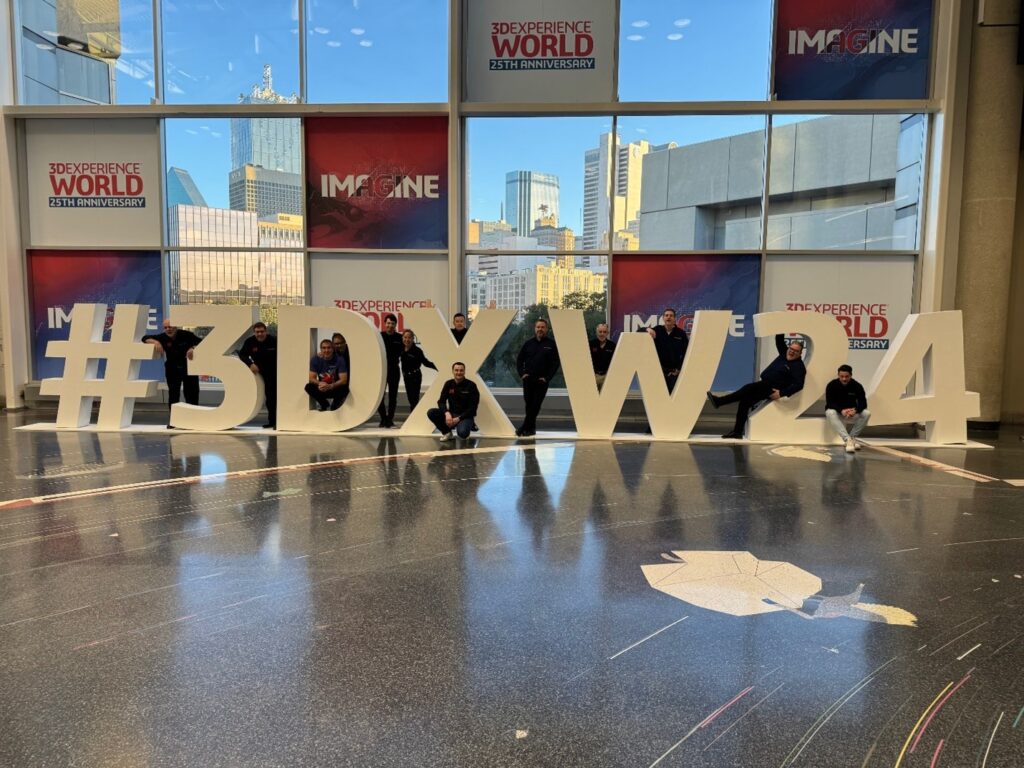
[505,171,560,237]
[166,167,208,208]
[230,65,301,174]
[229,165,303,218]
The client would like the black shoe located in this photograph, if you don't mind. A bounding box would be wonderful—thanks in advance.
[378,418,388,428]
[515,428,523,437]
[166,424,175,429]
[262,423,274,429]
[471,425,479,432]
[721,431,743,439]
[706,391,720,409]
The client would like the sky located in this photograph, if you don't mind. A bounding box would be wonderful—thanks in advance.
[139,0,777,224]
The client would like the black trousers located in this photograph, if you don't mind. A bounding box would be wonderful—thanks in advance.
[377,366,400,422]
[521,376,549,432]
[403,371,422,410]
[263,375,277,426]
[166,365,199,407]
[717,380,774,435]
[305,382,348,411]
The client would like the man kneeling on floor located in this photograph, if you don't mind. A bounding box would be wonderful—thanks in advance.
[428,362,480,442]
[706,334,806,439]
[825,364,870,453]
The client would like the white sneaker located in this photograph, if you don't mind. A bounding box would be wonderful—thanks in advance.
[853,439,862,451]
[845,438,855,454]
[439,432,454,443]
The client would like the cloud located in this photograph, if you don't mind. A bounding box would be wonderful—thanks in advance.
[210,132,223,139]
[185,129,198,135]
[350,27,365,35]
[314,26,329,34]
[631,20,649,28]
[227,61,234,72]
[327,40,341,48]
[635,128,647,134]
[626,34,644,42]
[667,33,683,41]
[359,40,373,47]
[674,18,691,28]
[254,33,260,54]
[167,81,186,95]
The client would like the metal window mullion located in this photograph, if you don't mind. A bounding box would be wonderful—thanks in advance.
[152,0,164,104]
[298,0,306,103]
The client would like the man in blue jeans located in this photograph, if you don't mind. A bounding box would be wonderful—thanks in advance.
[427,362,480,442]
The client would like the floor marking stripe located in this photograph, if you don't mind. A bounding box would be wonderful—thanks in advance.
[981,712,1004,768]
[928,622,988,657]
[944,537,1024,548]
[703,683,785,753]
[608,616,689,660]
[0,442,572,512]
[956,644,981,661]
[910,675,971,754]
[929,739,944,768]
[894,681,954,768]
[863,444,998,483]
[648,686,753,768]
[1013,706,1023,729]
[887,548,920,555]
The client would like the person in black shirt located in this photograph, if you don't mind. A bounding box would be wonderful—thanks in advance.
[825,364,870,453]
[515,318,560,437]
[332,333,351,372]
[589,322,616,390]
[377,313,403,428]
[428,362,480,442]
[645,308,688,392]
[451,313,468,344]
[237,321,278,428]
[143,319,203,421]
[707,334,806,439]
[399,329,437,412]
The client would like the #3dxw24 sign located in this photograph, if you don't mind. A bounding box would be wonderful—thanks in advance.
[41,305,978,445]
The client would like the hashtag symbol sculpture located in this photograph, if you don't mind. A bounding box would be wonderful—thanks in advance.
[39,303,159,429]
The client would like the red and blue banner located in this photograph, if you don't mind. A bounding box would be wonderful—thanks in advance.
[305,116,448,250]
[611,254,761,391]
[774,0,933,100]
[28,250,163,380]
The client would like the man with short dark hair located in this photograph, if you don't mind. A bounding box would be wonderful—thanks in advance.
[451,313,468,344]
[646,308,688,392]
[237,321,278,428]
[427,362,480,442]
[707,334,806,439]
[515,318,560,437]
[143,319,203,424]
[825,364,870,453]
[377,313,403,427]
[590,323,616,390]
[305,339,348,411]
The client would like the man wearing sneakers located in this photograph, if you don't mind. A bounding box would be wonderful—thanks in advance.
[427,362,480,442]
[825,364,870,453]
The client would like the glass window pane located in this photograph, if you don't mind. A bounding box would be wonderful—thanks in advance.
[467,254,607,388]
[467,117,611,254]
[306,0,447,103]
[18,0,155,105]
[162,0,299,104]
[165,117,303,246]
[618,0,771,101]
[622,116,766,251]
[767,114,925,251]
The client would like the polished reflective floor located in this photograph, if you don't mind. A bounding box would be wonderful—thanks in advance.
[1,412,1022,767]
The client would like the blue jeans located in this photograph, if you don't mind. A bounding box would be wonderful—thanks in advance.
[427,408,475,438]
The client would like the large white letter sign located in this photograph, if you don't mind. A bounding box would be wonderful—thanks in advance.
[551,309,732,439]
[398,307,517,438]
[169,305,263,431]
[865,311,979,444]
[40,303,158,429]
[277,306,386,432]
[747,311,849,443]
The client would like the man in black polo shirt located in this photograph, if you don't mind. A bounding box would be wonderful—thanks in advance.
[707,334,806,439]
[427,362,480,442]
[237,321,277,429]
[377,313,403,428]
[589,322,616,390]
[450,313,469,344]
[825,364,870,453]
[143,319,203,422]
[515,318,560,437]
[646,308,688,392]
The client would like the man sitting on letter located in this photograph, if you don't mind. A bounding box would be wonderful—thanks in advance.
[706,334,806,439]
[427,362,480,442]
[825,364,870,453]
[305,338,349,412]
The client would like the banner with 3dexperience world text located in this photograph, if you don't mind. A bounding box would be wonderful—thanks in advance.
[305,116,448,250]
[465,0,616,103]
[611,255,761,391]
[774,0,933,100]
[28,250,163,380]
[25,119,162,247]
[760,254,915,382]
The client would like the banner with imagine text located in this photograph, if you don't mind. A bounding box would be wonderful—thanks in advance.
[761,254,915,382]
[465,0,616,103]
[25,119,161,247]
[611,255,761,391]
[774,0,933,100]
[28,250,163,380]
[305,116,448,250]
